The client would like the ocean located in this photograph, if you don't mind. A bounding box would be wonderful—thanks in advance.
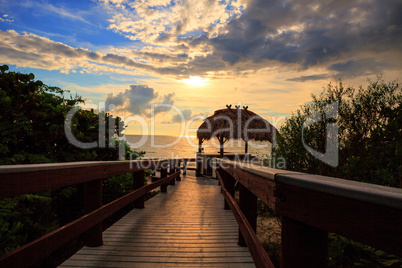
[124,135,272,159]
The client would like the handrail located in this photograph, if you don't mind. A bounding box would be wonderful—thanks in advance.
[0,160,183,267]
[217,159,402,267]
[216,170,274,268]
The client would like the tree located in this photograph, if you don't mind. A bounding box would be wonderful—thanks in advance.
[0,65,141,164]
[273,77,401,187]
[0,65,145,255]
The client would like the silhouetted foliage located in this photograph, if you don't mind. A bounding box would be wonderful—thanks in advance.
[272,77,402,267]
[0,65,145,256]
[273,77,401,187]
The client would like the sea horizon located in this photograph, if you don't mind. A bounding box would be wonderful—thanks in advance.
[124,134,272,159]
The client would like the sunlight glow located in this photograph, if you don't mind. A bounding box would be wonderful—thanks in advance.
[182,76,209,87]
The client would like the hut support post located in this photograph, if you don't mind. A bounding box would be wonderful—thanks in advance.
[220,143,224,158]
[245,140,248,154]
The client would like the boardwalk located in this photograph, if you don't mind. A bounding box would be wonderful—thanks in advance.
[60,170,255,267]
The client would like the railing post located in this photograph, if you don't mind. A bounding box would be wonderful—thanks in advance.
[160,166,168,193]
[183,160,188,175]
[83,179,103,247]
[238,183,257,247]
[196,154,202,176]
[133,170,145,208]
[169,162,175,185]
[176,160,181,181]
[223,171,235,210]
[281,216,328,268]
[216,165,221,186]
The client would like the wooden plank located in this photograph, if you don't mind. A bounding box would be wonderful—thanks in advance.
[275,173,402,210]
[0,160,168,198]
[275,181,402,257]
[61,170,254,267]
[219,161,279,208]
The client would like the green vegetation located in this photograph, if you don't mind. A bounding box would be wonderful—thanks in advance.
[0,65,146,256]
[269,77,402,267]
[0,64,138,164]
[274,76,401,187]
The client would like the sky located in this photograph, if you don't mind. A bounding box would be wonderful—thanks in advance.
[1,0,401,136]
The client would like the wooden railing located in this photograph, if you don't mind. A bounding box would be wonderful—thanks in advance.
[217,160,402,268]
[1,158,401,267]
[0,159,189,267]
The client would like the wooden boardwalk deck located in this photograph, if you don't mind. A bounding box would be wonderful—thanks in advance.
[60,170,255,267]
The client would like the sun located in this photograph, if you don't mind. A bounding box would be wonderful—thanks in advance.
[182,76,209,87]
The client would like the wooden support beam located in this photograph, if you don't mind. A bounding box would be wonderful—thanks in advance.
[222,170,235,210]
[183,160,188,175]
[133,170,145,208]
[238,183,257,247]
[160,166,168,193]
[169,163,175,185]
[83,179,103,247]
[281,217,328,268]
[176,161,181,181]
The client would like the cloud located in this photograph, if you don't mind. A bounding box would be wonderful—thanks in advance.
[208,0,402,70]
[153,93,175,114]
[170,108,192,123]
[103,0,244,44]
[328,58,390,78]
[286,73,331,82]
[39,2,96,27]
[104,0,401,79]
[164,108,208,124]
[105,85,175,115]
[0,30,188,76]
[1,0,401,81]
[0,14,14,23]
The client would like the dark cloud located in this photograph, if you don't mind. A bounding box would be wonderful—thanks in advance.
[202,0,402,76]
[286,73,331,82]
[2,0,401,79]
[105,85,175,115]
[164,109,207,124]
[328,58,390,78]
[153,93,175,114]
[170,108,192,123]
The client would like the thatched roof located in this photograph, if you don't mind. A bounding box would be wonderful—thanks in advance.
[197,106,278,144]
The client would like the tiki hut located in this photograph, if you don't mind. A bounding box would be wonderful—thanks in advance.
[197,105,279,157]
